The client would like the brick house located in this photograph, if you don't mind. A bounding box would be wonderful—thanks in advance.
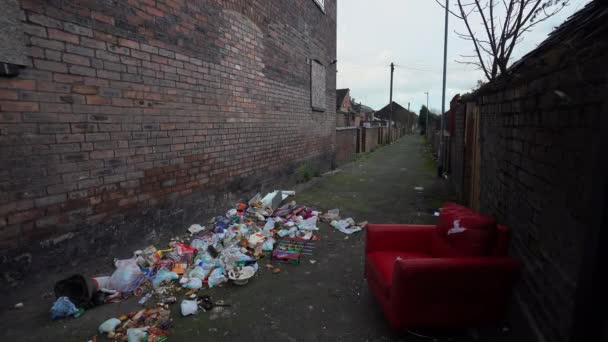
[335,88,362,127]
[0,0,336,262]
[375,101,417,133]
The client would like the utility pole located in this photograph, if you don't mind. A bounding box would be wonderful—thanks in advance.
[438,0,449,177]
[424,91,429,136]
[389,62,394,142]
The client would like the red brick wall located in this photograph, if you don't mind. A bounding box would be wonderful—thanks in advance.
[335,127,356,165]
[0,0,337,251]
[362,127,379,152]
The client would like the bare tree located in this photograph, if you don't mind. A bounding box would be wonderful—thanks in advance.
[436,0,570,81]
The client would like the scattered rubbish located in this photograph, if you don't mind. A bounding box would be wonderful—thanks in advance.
[434,211,440,217]
[228,266,255,285]
[126,327,148,342]
[414,186,424,191]
[14,302,23,309]
[187,224,206,235]
[50,296,79,320]
[321,209,340,222]
[54,274,97,307]
[272,238,314,264]
[109,259,143,293]
[98,318,121,334]
[181,299,198,316]
[182,277,203,289]
[138,292,153,305]
[44,189,367,339]
[331,218,363,234]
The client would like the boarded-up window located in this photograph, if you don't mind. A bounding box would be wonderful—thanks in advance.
[311,60,326,112]
[0,0,27,76]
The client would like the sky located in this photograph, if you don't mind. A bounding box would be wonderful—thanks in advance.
[336,0,591,113]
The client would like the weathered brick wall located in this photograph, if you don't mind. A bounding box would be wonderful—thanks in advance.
[0,0,336,255]
[467,26,607,342]
[335,127,356,165]
[362,127,379,152]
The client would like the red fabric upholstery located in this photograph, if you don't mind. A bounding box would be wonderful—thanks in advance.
[365,208,520,331]
[431,202,498,257]
[366,251,431,298]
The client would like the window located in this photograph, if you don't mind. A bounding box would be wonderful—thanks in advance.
[310,60,326,112]
[0,0,27,76]
[313,0,325,13]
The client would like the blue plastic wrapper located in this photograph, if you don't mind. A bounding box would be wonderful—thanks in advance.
[50,296,78,320]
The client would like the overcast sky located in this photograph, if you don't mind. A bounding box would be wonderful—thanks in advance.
[336,0,591,113]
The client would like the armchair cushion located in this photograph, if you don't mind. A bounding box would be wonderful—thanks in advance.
[432,202,497,257]
[366,251,432,298]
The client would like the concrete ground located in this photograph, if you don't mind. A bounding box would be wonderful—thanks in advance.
[0,135,524,341]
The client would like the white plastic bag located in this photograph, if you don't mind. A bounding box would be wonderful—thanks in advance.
[98,318,121,334]
[298,216,319,231]
[109,258,142,292]
[181,300,198,316]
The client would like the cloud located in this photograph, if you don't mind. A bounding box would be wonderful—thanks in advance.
[337,0,591,112]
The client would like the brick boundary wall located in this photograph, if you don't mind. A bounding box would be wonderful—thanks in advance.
[448,7,608,341]
[335,127,357,165]
[362,127,379,152]
[0,0,337,280]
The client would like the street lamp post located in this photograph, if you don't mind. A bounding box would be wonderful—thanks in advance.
[438,0,449,177]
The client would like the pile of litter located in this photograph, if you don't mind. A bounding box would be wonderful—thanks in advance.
[46,190,365,341]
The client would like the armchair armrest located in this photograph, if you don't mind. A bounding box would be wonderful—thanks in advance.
[391,257,521,327]
[365,224,435,254]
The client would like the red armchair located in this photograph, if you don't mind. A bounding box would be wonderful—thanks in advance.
[365,207,520,330]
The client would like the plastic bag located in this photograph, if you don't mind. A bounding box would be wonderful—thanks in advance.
[262,237,276,251]
[127,327,148,342]
[278,227,297,237]
[188,266,210,280]
[108,258,142,292]
[187,224,205,235]
[207,267,226,288]
[263,218,276,231]
[298,216,319,231]
[98,318,121,334]
[181,300,198,316]
[182,277,202,289]
[153,267,178,288]
[50,296,78,320]
[190,238,210,251]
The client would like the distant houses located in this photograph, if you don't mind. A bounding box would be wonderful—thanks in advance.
[336,88,418,133]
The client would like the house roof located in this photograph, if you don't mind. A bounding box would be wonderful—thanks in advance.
[336,88,349,109]
[375,101,418,125]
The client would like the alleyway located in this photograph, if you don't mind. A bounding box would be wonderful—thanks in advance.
[3,136,490,341]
